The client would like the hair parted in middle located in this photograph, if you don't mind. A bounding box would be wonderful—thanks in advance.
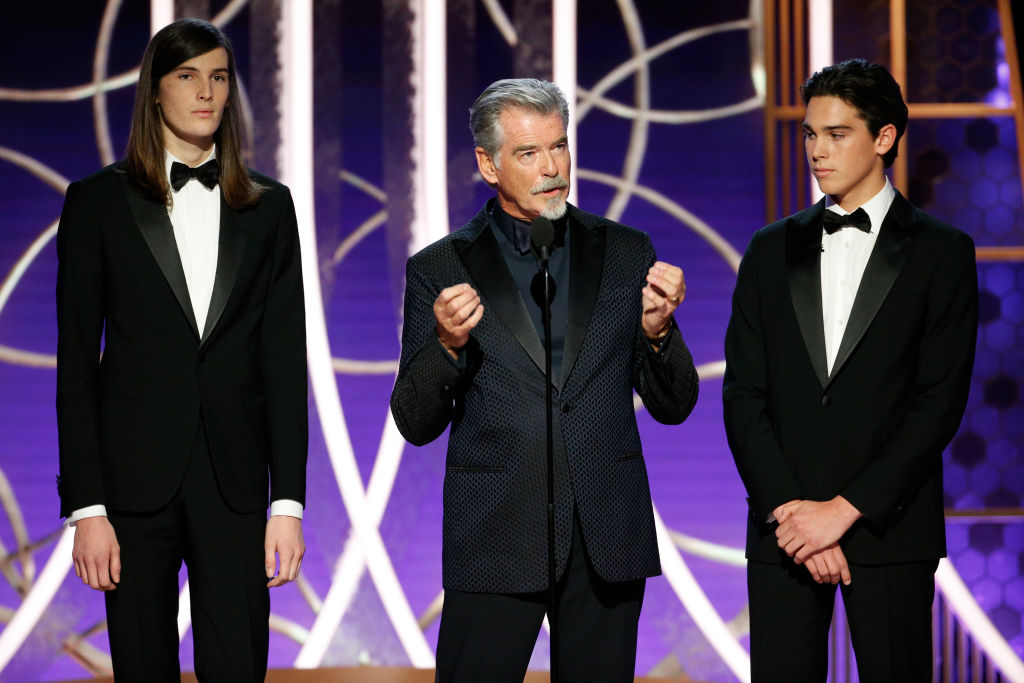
[469,78,569,166]
[124,18,263,208]
[800,58,909,168]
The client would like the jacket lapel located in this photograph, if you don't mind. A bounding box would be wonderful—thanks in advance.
[787,200,829,388]
[828,192,915,384]
[560,209,604,387]
[201,194,246,346]
[118,173,201,341]
[453,212,546,374]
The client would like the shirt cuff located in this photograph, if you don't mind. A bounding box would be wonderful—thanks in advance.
[65,504,107,527]
[270,499,304,519]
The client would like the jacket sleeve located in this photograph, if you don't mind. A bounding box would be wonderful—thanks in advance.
[390,254,480,447]
[632,237,699,425]
[722,229,803,521]
[56,181,107,517]
[839,230,977,525]
[260,188,309,507]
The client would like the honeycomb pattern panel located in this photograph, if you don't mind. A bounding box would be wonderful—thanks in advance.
[947,522,1024,656]
[834,0,892,68]
[945,261,1024,653]
[906,0,1004,104]
[909,118,1024,247]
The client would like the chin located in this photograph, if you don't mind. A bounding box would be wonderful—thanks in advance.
[540,198,568,220]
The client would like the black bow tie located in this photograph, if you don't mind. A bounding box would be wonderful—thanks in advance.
[822,207,871,235]
[170,159,220,192]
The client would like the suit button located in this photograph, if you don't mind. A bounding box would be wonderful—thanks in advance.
[560,403,571,413]
[198,352,206,363]
[821,395,831,407]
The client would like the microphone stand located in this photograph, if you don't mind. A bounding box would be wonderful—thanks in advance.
[540,251,558,683]
[530,217,558,683]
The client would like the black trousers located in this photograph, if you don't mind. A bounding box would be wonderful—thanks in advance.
[436,517,646,683]
[104,425,269,682]
[748,557,939,683]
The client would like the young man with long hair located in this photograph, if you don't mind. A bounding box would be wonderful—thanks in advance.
[56,19,307,681]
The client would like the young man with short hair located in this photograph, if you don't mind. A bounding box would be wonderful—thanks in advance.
[724,59,977,681]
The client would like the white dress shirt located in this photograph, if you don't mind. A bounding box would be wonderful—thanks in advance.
[66,151,302,525]
[821,178,895,374]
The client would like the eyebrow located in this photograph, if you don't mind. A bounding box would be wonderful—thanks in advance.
[511,135,568,154]
[175,66,229,74]
[802,123,853,133]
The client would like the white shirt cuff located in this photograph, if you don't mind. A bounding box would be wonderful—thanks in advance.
[65,504,107,527]
[270,499,303,520]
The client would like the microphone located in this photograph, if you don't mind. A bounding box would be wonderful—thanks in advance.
[530,216,555,264]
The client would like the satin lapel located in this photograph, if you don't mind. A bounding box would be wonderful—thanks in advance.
[453,218,546,374]
[828,193,914,384]
[560,214,604,388]
[118,174,200,340]
[201,194,246,346]
[787,200,829,388]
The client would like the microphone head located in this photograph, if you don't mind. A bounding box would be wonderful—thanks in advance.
[530,216,555,255]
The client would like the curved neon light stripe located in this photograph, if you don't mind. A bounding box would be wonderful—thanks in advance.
[0,529,75,671]
[653,507,751,682]
[936,558,1024,681]
[280,0,432,667]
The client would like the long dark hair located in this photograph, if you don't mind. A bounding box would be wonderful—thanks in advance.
[124,18,262,208]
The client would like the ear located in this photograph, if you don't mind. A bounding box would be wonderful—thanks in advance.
[874,123,897,157]
[475,146,498,186]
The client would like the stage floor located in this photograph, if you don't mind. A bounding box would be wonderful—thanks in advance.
[61,667,704,682]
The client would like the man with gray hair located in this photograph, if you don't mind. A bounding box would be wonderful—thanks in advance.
[391,78,699,680]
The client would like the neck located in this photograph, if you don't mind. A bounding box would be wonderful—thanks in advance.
[164,133,215,167]
[831,175,886,213]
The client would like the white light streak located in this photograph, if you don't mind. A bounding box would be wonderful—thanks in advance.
[808,0,832,204]
[553,0,578,207]
[0,529,75,672]
[409,0,450,256]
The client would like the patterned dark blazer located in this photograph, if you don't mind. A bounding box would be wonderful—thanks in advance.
[391,201,699,593]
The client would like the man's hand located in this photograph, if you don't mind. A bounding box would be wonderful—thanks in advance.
[434,283,483,359]
[642,261,686,341]
[775,496,862,563]
[772,499,801,524]
[802,544,852,585]
[72,516,120,591]
[265,515,304,588]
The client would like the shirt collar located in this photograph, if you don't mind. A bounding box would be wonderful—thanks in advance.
[824,176,895,235]
[490,202,567,254]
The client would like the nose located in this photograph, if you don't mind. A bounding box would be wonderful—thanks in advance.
[539,150,557,176]
[809,136,826,160]
[197,79,213,101]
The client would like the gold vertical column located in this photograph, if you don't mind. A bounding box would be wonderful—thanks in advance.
[996,0,1024,209]
[890,0,908,194]
[765,0,779,220]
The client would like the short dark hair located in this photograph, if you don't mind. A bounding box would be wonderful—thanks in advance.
[125,18,262,208]
[800,59,908,168]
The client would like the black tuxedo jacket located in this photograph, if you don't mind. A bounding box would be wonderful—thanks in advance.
[390,202,699,593]
[56,163,307,518]
[724,192,977,563]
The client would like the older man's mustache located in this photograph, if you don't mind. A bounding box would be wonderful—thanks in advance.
[532,177,569,194]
